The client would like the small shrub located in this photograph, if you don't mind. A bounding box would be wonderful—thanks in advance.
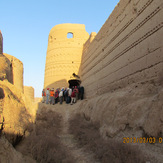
[69,114,147,163]
[16,109,75,163]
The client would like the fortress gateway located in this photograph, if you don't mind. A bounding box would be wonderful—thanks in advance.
[44,24,89,89]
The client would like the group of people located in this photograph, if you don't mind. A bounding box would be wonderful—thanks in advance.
[42,86,84,105]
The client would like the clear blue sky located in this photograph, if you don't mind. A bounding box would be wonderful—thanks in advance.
[0,0,119,97]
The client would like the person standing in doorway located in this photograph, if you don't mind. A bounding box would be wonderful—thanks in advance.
[73,86,79,102]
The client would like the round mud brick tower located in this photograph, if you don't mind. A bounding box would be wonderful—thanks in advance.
[44,23,89,89]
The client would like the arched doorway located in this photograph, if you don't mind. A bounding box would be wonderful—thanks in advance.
[68,79,81,88]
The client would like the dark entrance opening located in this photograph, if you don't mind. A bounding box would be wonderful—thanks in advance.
[68,79,81,88]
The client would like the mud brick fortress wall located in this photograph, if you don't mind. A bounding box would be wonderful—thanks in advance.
[0,31,24,92]
[44,24,89,89]
[0,32,34,97]
[81,0,163,98]
[24,86,34,101]
[3,53,24,92]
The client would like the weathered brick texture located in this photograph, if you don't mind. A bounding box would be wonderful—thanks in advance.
[3,53,24,92]
[24,86,34,101]
[44,24,89,89]
[81,0,163,98]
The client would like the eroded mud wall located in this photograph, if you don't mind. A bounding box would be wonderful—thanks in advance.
[44,23,89,89]
[81,0,163,98]
[3,53,24,92]
[0,31,12,82]
[24,86,34,101]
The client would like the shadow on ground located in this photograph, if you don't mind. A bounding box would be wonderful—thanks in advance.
[15,104,76,163]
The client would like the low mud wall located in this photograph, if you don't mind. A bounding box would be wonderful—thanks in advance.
[78,82,163,138]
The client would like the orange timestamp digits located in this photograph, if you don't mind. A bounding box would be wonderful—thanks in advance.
[123,137,163,144]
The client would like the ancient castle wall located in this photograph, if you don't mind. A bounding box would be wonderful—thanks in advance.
[3,53,24,92]
[0,31,3,55]
[81,0,163,98]
[44,23,89,89]
[0,32,12,82]
[24,86,34,101]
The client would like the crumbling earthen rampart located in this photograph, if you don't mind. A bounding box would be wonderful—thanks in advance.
[24,86,34,101]
[0,30,37,160]
[81,0,163,98]
[0,55,12,82]
[44,23,89,89]
[3,53,24,92]
[0,30,36,147]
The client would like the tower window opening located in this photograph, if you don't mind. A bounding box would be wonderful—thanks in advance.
[67,32,73,39]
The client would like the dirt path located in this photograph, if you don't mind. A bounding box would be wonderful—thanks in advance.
[15,102,163,163]
[57,106,99,163]
[33,102,99,163]
[44,103,163,163]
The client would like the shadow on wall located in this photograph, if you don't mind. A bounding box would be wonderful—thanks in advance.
[0,87,5,135]
[45,78,82,91]
[45,79,68,90]
[8,103,76,163]
[0,87,5,99]
[0,83,36,146]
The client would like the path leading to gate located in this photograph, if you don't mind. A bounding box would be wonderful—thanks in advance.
[15,101,163,163]
[42,102,99,163]
[41,102,163,163]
